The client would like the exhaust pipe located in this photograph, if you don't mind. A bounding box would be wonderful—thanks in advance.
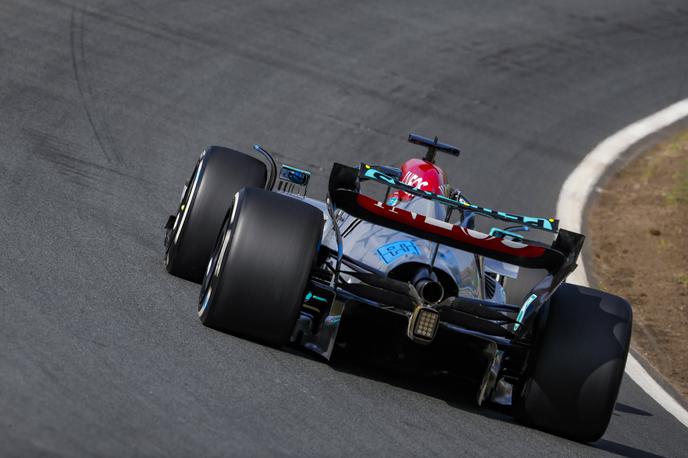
[411,267,445,304]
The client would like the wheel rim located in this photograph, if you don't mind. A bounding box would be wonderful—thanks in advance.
[197,191,241,320]
[174,159,204,245]
[198,286,212,318]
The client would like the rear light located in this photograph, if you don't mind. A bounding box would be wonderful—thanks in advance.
[408,306,440,344]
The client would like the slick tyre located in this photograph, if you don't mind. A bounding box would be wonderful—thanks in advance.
[514,283,632,442]
[198,187,323,346]
[165,146,267,283]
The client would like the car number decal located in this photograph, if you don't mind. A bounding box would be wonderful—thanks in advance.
[377,240,420,264]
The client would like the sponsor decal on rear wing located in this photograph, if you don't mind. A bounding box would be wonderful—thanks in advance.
[358,163,559,233]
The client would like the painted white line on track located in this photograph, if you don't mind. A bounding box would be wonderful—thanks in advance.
[556,98,688,429]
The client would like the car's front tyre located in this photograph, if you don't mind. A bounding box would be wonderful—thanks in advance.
[165,146,267,283]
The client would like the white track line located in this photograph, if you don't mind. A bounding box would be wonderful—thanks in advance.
[556,98,688,429]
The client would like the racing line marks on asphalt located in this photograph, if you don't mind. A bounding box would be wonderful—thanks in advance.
[556,97,688,429]
[69,7,122,166]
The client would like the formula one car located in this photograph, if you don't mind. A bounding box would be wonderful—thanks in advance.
[163,134,632,442]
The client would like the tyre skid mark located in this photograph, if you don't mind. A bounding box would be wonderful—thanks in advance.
[25,126,150,196]
[69,6,122,166]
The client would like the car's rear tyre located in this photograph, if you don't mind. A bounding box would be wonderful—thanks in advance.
[165,146,267,283]
[514,283,632,442]
[198,187,323,346]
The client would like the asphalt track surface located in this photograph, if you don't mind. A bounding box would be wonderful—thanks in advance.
[1,1,688,456]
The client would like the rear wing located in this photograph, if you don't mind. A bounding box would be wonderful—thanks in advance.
[359,163,559,232]
[328,163,582,274]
